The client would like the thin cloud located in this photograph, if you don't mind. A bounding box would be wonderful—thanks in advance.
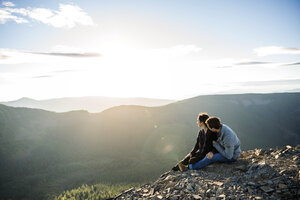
[31,69,86,79]
[235,61,272,65]
[0,8,29,24]
[29,52,101,57]
[0,53,9,59]
[0,3,96,28]
[32,75,54,78]
[254,46,300,56]
[2,1,15,7]
[217,61,272,69]
[237,78,300,86]
[0,44,202,65]
[280,62,300,66]
[50,69,84,73]
[217,66,232,69]
[0,48,102,64]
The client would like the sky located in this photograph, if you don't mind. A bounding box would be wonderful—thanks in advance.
[0,0,300,101]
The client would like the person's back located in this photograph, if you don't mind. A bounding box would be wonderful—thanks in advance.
[214,123,241,160]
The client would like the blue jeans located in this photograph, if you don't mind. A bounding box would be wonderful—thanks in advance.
[188,153,236,170]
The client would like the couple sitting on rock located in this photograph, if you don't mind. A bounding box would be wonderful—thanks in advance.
[172,113,242,172]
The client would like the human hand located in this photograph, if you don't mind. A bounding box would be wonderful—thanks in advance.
[206,152,213,159]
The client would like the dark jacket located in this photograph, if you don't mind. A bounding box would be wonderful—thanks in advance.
[190,128,218,157]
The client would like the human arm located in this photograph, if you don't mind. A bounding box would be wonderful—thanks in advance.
[212,135,235,160]
[204,130,217,154]
[211,147,219,154]
[205,147,218,159]
[210,132,219,154]
[190,130,202,156]
[204,130,218,158]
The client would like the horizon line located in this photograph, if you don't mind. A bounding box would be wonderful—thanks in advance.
[1,90,300,103]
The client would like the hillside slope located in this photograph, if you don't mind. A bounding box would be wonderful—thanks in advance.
[1,92,300,199]
[114,145,300,200]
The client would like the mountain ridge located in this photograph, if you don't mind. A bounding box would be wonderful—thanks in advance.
[0,96,176,113]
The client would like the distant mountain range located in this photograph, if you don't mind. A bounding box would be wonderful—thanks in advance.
[0,92,299,200]
[0,96,176,113]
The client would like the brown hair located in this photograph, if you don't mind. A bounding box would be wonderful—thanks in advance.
[198,112,209,124]
[205,116,221,129]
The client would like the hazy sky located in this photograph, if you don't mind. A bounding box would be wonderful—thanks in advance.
[1,0,300,101]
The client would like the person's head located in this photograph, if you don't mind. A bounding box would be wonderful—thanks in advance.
[197,112,209,130]
[205,116,222,133]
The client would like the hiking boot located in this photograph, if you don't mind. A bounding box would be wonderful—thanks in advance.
[178,162,189,172]
[172,165,180,171]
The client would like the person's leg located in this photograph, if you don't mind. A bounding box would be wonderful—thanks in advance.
[188,153,236,170]
[188,154,205,164]
[188,156,212,170]
[210,153,236,163]
[181,153,192,165]
[171,165,180,171]
[172,153,192,171]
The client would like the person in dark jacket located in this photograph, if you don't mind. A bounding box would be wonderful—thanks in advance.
[171,113,218,171]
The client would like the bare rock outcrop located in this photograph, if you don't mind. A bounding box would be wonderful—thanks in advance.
[114,145,300,200]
